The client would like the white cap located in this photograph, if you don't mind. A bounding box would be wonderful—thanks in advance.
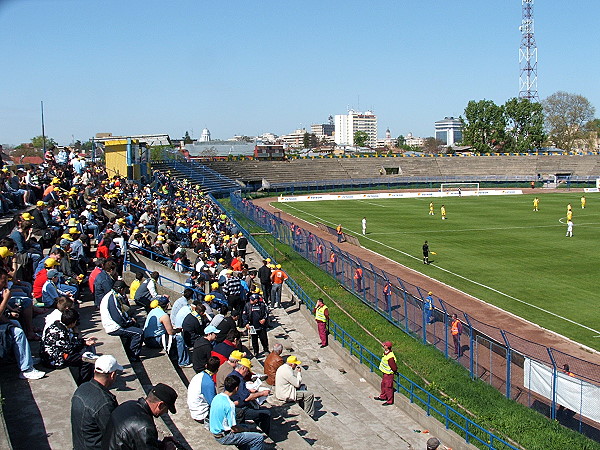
[94,355,124,373]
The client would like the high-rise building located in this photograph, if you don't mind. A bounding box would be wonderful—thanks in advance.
[334,110,378,147]
[434,117,463,147]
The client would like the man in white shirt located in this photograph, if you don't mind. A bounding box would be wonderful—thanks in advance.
[187,357,219,424]
[275,355,315,418]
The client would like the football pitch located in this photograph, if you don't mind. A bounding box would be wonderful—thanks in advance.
[276,191,600,350]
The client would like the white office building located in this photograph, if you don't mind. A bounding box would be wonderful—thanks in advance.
[434,117,463,147]
[334,110,378,147]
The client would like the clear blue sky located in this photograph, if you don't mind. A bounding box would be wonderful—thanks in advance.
[1,0,598,146]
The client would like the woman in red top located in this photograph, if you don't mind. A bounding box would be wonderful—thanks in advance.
[95,237,111,259]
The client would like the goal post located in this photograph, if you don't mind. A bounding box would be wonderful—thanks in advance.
[440,182,480,195]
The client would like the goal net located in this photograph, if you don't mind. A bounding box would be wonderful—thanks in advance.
[440,182,480,195]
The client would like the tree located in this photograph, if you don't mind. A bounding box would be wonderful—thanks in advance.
[303,132,311,149]
[396,135,405,148]
[503,98,546,152]
[11,147,43,158]
[183,131,193,144]
[31,135,57,150]
[542,91,596,152]
[353,131,369,147]
[460,100,506,153]
[421,137,444,154]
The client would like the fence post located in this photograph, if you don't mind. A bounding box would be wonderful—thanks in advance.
[500,330,511,399]
[464,314,474,378]
[548,348,557,420]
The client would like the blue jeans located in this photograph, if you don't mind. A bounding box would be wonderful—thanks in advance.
[270,284,282,308]
[3,322,34,372]
[216,430,264,450]
[109,326,143,359]
[175,333,190,366]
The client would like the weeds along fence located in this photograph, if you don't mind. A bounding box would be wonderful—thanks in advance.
[227,192,600,437]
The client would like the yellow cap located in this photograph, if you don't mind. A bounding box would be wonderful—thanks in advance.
[21,213,34,221]
[0,247,14,258]
[286,355,302,365]
[36,201,46,207]
[211,282,219,290]
[69,227,80,234]
[230,350,244,360]
[239,358,252,369]
[150,299,160,309]
[44,258,59,268]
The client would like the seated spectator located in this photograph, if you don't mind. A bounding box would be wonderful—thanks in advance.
[40,308,97,385]
[213,308,239,344]
[211,329,242,365]
[143,299,179,360]
[43,296,73,336]
[275,355,315,418]
[229,358,271,435]
[209,375,265,449]
[171,288,194,322]
[216,350,244,393]
[94,260,116,308]
[102,383,179,449]
[192,325,218,373]
[100,280,143,362]
[70,355,123,450]
[177,300,208,367]
[264,343,284,386]
[0,268,45,380]
[187,356,220,424]
[41,269,74,308]
[33,256,60,302]
[88,258,104,294]
[134,271,169,312]
[128,271,144,301]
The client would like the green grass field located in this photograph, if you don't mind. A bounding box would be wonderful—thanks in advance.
[276,191,600,350]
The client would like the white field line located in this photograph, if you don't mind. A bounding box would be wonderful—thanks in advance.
[280,203,600,336]
[356,199,388,208]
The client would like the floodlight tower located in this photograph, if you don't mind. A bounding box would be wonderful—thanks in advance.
[519,0,538,101]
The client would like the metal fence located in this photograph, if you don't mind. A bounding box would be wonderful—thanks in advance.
[228,192,600,438]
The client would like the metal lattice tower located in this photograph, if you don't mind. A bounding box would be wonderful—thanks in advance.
[519,0,538,101]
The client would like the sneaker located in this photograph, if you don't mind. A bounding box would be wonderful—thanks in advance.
[82,352,100,364]
[179,363,193,369]
[19,368,45,380]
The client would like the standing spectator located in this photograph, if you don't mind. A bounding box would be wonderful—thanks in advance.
[313,297,329,348]
[354,267,363,291]
[269,264,288,308]
[40,309,97,385]
[209,375,265,449]
[424,292,435,324]
[192,325,218,373]
[242,293,269,356]
[100,280,143,362]
[374,341,397,406]
[451,314,463,357]
[275,355,315,418]
[70,355,123,450]
[222,270,242,317]
[336,224,343,243]
[187,356,219,424]
[423,240,430,265]
[257,260,272,306]
[236,233,248,259]
[263,343,284,386]
[102,383,179,449]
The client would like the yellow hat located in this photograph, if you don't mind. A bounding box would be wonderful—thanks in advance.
[239,358,252,369]
[0,247,14,258]
[44,258,59,268]
[36,201,46,207]
[218,258,224,263]
[276,264,281,269]
[286,355,302,365]
[67,218,79,226]
[21,212,34,221]
[150,299,160,309]
[211,282,219,290]
[266,258,271,263]
[229,350,245,361]
[204,294,214,301]
[51,177,60,185]
[61,233,72,241]
[58,205,67,210]
[428,291,433,295]
[69,227,80,235]
[116,218,126,224]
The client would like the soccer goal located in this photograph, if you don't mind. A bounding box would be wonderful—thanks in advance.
[440,182,480,195]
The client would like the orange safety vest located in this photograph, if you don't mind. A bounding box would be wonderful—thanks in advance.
[354,268,363,279]
[383,283,391,295]
[451,319,460,335]
[316,244,323,254]
[329,253,336,263]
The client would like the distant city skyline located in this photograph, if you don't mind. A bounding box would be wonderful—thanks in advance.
[1,1,599,147]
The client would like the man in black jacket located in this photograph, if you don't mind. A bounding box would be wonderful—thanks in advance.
[71,355,122,450]
[242,293,269,356]
[192,325,218,373]
[102,383,179,450]
[257,260,272,305]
